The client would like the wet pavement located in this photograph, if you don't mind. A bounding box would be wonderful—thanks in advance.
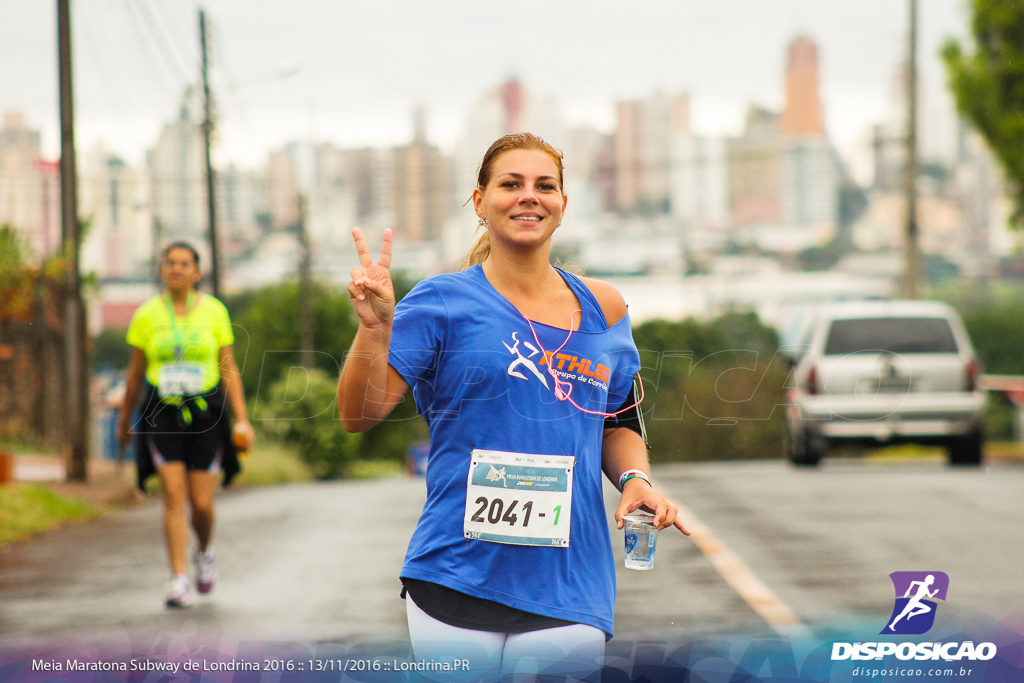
[2,458,1021,648]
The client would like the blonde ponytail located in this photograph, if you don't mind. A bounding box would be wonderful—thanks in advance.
[458,229,490,270]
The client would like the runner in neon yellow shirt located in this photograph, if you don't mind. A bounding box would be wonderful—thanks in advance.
[117,241,253,608]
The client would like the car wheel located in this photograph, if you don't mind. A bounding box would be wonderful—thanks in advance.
[948,430,984,467]
[787,425,823,467]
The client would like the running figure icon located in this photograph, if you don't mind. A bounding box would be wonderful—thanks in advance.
[887,574,938,632]
[503,331,549,387]
[485,465,508,485]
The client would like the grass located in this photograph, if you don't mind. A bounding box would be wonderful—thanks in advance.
[0,440,408,548]
[143,440,406,492]
[862,443,947,461]
[984,440,1024,461]
[237,438,407,482]
[233,439,315,487]
[237,440,407,481]
[347,459,405,480]
[0,439,50,455]
[847,440,1024,463]
[0,484,99,546]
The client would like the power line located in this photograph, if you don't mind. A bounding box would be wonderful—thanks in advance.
[137,0,194,83]
[74,5,123,113]
[119,0,189,93]
[91,2,178,108]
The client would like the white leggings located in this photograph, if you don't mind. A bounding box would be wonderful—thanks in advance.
[405,594,605,682]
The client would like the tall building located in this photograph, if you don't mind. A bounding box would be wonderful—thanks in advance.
[389,107,448,243]
[0,112,59,261]
[872,61,941,192]
[147,96,207,244]
[777,35,839,248]
[955,127,999,276]
[305,143,359,249]
[728,105,782,229]
[218,164,263,257]
[671,134,729,231]
[343,147,382,225]
[780,36,824,137]
[79,147,144,277]
[266,146,300,230]
[614,93,689,214]
[559,125,614,228]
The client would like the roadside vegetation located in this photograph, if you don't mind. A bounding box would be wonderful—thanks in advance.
[931,281,1024,440]
[6,273,1022,549]
[87,276,1024,476]
[0,484,99,546]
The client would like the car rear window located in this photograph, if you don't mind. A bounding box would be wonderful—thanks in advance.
[823,317,958,355]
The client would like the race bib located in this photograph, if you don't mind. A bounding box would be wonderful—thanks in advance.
[157,363,205,398]
[464,449,574,547]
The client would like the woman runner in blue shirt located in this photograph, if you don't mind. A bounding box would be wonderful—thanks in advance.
[338,133,690,680]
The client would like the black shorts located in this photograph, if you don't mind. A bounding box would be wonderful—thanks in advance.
[138,385,229,474]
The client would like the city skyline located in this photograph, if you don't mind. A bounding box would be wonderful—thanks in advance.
[3,0,969,178]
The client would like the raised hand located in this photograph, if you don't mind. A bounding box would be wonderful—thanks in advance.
[348,227,395,329]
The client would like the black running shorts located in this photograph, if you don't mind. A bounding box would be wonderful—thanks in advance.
[138,386,228,473]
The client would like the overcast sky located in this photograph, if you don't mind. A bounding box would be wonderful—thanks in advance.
[2,0,971,175]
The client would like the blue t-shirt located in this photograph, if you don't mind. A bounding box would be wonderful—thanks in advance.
[389,265,641,637]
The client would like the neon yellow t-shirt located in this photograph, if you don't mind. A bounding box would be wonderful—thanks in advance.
[126,293,235,394]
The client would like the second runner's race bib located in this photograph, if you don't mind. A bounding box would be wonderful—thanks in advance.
[464,449,575,547]
[157,363,205,398]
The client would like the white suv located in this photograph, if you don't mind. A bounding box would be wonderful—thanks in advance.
[785,300,985,466]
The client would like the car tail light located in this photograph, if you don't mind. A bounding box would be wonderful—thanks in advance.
[965,358,980,392]
[807,365,821,395]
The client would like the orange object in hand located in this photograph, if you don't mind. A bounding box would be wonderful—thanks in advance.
[233,424,250,460]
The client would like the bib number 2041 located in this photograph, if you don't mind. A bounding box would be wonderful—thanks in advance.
[469,498,563,528]
[464,449,574,547]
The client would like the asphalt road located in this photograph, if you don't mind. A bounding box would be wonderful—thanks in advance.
[2,456,1021,649]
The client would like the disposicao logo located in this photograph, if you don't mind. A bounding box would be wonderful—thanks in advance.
[882,571,948,635]
[830,571,997,663]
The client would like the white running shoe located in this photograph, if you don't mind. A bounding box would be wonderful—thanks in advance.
[195,548,216,595]
[165,574,192,608]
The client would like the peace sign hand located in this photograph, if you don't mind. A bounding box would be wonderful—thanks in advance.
[348,227,395,329]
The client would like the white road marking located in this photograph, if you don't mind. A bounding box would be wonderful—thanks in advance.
[677,502,806,634]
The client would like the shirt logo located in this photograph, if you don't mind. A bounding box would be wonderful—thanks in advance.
[503,332,549,387]
[882,571,949,635]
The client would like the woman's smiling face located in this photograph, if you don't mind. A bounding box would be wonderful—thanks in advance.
[473,148,567,251]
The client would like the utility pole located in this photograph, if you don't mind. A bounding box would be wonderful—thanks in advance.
[297,194,314,370]
[902,0,921,299]
[199,9,221,298]
[57,0,89,481]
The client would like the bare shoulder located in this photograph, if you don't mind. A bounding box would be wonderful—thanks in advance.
[579,276,628,326]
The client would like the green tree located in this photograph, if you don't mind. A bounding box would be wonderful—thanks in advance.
[942,1,1024,230]
[258,368,363,479]
[796,240,845,272]
[0,225,32,303]
[962,299,1024,440]
[225,273,426,469]
[0,224,28,268]
[91,327,131,372]
[960,301,1024,375]
[632,312,788,462]
[224,281,358,399]
[937,286,1024,439]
